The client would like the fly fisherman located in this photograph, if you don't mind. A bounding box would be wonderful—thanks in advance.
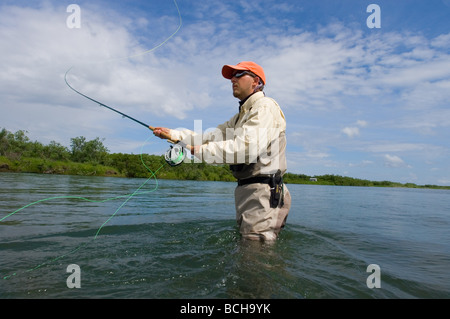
[154,61,291,241]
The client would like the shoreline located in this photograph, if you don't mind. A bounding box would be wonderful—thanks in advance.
[1,156,449,190]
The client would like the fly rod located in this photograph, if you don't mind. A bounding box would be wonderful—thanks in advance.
[64,68,188,166]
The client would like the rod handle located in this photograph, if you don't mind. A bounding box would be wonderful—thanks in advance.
[148,126,187,147]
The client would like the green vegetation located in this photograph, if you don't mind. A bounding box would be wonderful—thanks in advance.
[1,128,449,189]
[282,173,450,189]
[0,128,235,181]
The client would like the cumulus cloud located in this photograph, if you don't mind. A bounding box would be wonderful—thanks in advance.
[384,154,411,168]
[342,126,360,138]
[341,120,367,138]
[0,2,202,148]
[3,3,450,123]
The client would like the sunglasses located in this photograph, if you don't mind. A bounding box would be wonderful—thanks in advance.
[232,70,256,78]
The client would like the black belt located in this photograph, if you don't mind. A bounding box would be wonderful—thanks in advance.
[237,176,272,186]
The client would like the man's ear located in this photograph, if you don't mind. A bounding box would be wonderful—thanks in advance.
[252,76,261,89]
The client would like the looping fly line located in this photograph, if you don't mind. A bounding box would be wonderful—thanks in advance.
[1,0,182,280]
[1,140,166,280]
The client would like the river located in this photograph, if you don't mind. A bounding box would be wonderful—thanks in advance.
[1,172,449,299]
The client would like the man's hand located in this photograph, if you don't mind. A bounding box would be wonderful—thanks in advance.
[153,127,201,157]
[190,144,200,155]
[153,127,171,140]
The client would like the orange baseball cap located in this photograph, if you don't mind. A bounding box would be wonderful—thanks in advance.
[222,61,266,84]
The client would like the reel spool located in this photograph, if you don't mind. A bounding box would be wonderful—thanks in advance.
[164,144,186,166]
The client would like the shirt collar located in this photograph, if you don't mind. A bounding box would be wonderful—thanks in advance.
[238,91,264,113]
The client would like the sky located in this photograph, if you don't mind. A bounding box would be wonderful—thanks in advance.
[0,0,449,185]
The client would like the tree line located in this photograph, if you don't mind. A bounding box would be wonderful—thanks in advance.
[283,173,412,187]
[1,128,448,188]
[0,128,108,164]
[0,128,235,181]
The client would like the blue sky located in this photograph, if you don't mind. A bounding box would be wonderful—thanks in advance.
[1,0,449,185]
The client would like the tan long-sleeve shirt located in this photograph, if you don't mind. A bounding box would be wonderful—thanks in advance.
[170,91,287,179]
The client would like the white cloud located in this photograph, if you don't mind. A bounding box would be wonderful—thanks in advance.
[364,142,442,154]
[342,126,360,138]
[384,154,410,168]
[401,80,450,111]
[438,178,450,185]
[305,150,330,159]
[3,3,449,122]
[431,33,450,48]
[356,120,368,127]
[341,120,367,138]
[348,160,374,167]
[0,2,200,147]
[380,57,450,87]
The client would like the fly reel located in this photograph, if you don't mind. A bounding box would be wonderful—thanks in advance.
[164,144,187,166]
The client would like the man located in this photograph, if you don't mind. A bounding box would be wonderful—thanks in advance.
[154,61,291,241]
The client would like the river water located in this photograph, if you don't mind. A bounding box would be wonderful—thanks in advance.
[0,172,449,299]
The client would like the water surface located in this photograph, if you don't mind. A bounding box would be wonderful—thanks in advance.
[1,172,449,298]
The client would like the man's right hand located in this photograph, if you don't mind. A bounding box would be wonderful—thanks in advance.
[153,127,171,140]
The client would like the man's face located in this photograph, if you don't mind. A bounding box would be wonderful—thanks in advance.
[231,71,259,100]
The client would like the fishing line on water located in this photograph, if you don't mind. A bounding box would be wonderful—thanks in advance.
[1,140,167,280]
[0,154,163,225]
[1,0,182,280]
